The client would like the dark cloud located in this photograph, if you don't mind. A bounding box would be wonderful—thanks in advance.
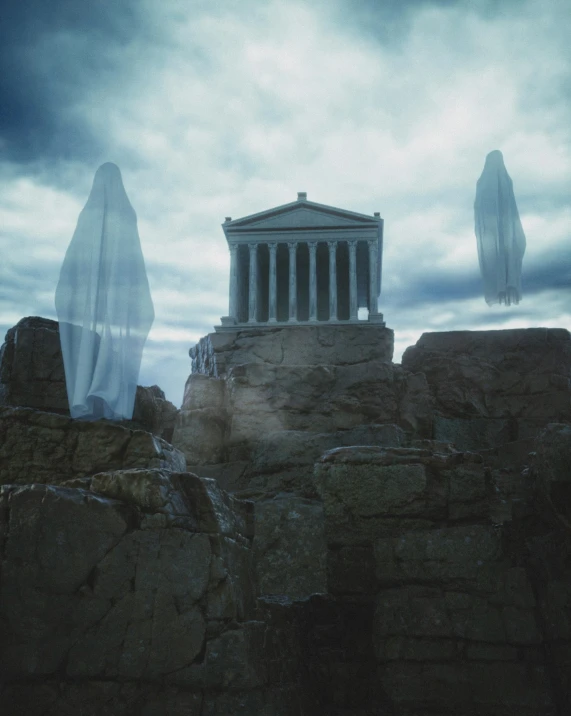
[384,249,570,310]
[329,0,510,45]
[1,0,145,166]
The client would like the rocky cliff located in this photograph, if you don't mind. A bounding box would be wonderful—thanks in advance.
[1,320,570,715]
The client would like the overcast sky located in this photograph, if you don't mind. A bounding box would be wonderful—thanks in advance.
[1,0,570,407]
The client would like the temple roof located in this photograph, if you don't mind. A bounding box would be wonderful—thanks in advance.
[222,193,382,235]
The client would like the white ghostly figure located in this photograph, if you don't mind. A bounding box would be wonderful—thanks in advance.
[474,150,526,306]
[55,163,154,420]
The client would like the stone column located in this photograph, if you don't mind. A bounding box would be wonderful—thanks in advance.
[327,241,337,321]
[368,239,379,314]
[228,243,238,320]
[248,242,258,323]
[348,240,358,320]
[308,242,318,322]
[288,242,297,322]
[268,242,277,323]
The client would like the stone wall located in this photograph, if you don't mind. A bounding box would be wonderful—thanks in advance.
[313,440,571,715]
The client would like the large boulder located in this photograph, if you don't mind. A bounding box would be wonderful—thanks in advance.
[402,329,571,445]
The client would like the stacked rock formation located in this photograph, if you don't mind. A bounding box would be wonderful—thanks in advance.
[1,319,570,715]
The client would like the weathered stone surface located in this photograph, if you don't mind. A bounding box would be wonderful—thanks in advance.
[0,317,178,439]
[0,316,68,413]
[167,621,268,689]
[374,525,503,591]
[227,361,432,444]
[0,682,203,716]
[172,407,228,465]
[0,407,186,487]
[182,372,226,410]
[314,446,487,545]
[434,415,514,451]
[191,324,394,378]
[0,483,134,676]
[402,328,571,432]
[132,384,179,442]
[378,661,556,715]
[0,478,257,689]
[253,495,327,599]
[216,424,406,499]
[533,423,571,522]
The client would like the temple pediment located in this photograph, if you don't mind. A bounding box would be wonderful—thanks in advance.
[225,196,379,233]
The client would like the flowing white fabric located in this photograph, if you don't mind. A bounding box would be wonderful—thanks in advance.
[474,150,526,306]
[55,163,154,420]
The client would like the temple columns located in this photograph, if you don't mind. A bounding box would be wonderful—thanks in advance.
[288,242,297,322]
[248,243,257,323]
[268,243,277,323]
[228,243,238,320]
[308,242,318,322]
[348,240,358,320]
[327,241,337,321]
[368,239,379,314]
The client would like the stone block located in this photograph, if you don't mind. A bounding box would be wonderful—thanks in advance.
[314,446,467,544]
[191,324,395,377]
[181,372,226,410]
[374,525,503,591]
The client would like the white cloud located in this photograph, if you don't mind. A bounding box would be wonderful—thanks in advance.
[1,0,569,405]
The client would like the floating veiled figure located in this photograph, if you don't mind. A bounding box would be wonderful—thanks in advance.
[474,150,526,306]
[55,163,154,420]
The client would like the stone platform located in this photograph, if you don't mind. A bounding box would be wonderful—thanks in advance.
[190,323,394,378]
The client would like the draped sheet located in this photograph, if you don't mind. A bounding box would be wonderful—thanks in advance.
[474,150,526,306]
[55,163,154,420]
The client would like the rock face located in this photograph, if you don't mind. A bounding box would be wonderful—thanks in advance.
[0,470,308,715]
[2,322,571,715]
[402,327,571,448]
[0,316,68,413]
[0,406,186,487]
[0,317,179,440]
[190,324,394,377]
[313,443,570,715]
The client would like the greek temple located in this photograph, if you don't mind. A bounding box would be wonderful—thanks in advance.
[218,192,384,329]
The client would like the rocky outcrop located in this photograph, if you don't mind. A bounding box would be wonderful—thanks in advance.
[0,316,68,413]
[312,442,570,715]
[0,406,186,487]
[2,323,571,715]
[0,317,179,440]
[402,327,571,449]
[0,469,309,714]
[190,324,394,377]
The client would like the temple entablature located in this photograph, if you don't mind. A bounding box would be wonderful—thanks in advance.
[217,192,384,330]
